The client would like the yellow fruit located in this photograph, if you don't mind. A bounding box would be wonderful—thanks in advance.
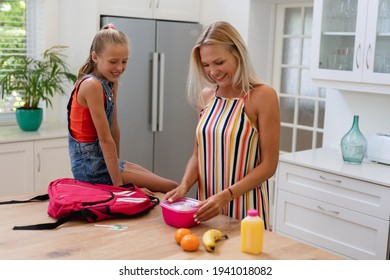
[180,234,200,252]
[202,229,228,252]
[174,228,192,244]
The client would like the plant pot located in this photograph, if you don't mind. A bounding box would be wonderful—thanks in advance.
[16,108,43,131]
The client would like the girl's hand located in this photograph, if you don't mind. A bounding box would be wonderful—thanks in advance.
[140,187,154,197]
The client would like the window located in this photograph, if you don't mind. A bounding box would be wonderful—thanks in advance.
[273,2,326,153]
[0,0,43,124]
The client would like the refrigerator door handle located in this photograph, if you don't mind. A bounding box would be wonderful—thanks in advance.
[151,52,159,132]
[158,53,165,132]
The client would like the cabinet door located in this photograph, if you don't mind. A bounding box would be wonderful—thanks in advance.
[0,142,34,195]
[153,0,200,22]
[33,138,72,193]
[100,0,153,18]
[362,0,390,84]
[99,0,200,22]
[310,0,390,92]
[275,190,389,260]
[310,0,366,82]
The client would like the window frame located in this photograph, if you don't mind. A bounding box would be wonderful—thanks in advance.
[0,0,44,126]
[273,1,326,154]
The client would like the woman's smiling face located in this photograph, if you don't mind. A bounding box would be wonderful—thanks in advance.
[199,44,238,88]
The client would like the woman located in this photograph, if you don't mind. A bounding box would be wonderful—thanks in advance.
[165,21,280,229]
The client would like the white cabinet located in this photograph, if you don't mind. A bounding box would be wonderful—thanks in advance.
[274,148,390,260]
[33,138,72,193]
[0,142,34,195]
[310,0,390,94]
[0,138,72,195]
[99,0,200,22]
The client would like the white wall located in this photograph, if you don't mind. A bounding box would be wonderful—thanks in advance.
[200,0,251,41]
[199,0,275,83]
[43,0,100,124]
[323,90,390,149]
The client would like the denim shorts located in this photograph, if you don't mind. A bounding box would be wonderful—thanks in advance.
[68,135,124,185]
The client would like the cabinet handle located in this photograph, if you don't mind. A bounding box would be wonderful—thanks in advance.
[355,44,361,69]
[319,175,342,183]
[156,0,160,8]
[317,205,340,215]
[158,53,165,132]
[366,44,371,70]
[149,0,153,8]
[37,153,41,173]
[151,53,159,132]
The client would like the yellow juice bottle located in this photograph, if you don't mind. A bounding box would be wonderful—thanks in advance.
[240,209,264,255]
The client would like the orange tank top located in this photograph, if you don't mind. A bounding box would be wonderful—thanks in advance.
[69,77,105,142]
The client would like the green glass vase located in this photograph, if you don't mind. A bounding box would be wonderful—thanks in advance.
[340,115,367,164]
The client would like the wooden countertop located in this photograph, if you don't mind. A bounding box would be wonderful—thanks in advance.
[0,192,343,260]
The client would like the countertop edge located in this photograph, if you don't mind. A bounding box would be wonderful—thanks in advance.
[279,148,390,187]
[0,122,68,144]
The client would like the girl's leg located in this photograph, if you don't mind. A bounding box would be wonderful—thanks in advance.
[121,161,178,193]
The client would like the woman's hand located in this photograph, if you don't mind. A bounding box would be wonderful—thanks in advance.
[164,184,188,202]
[194,190,231,222]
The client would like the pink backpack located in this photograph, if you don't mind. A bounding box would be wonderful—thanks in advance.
[2,178,159,230]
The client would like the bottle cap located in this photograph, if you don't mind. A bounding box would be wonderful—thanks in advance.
[247,209,258,216]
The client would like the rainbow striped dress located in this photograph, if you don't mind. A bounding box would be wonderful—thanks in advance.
[196,94,270,229]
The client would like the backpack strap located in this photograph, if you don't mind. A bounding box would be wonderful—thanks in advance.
[0,194,49,205]
[12,209,98,230]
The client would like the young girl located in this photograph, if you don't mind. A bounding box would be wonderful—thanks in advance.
[67,24,178,194]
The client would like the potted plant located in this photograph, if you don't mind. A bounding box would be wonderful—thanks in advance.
[0,45,77,131]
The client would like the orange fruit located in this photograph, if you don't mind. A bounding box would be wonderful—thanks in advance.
[174,228,192,244]
[180,234,200,252]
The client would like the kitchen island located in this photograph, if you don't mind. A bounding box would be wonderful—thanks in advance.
[0,192,343,260]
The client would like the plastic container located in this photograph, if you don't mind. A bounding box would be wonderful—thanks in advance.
[240,209,264,255]
[160,197,200,228]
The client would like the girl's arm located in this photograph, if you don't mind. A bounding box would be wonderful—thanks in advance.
[111,83,121,157]
[78,78,123,186]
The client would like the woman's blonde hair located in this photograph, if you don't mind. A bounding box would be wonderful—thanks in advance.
[187,21,262,107]
[77,24,130,80]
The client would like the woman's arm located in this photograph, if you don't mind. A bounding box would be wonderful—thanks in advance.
[227,85,280,196]
[164,87,215,201]
[164,139,199,201]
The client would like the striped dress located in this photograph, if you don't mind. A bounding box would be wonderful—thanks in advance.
[196,94,270,229]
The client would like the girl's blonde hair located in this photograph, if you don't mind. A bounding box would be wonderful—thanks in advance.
[187,21,262,107]
[78,24,130,80]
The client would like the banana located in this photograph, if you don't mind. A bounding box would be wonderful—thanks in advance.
[202,229,228,252]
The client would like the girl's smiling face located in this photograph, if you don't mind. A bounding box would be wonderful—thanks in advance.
[92,43,129,83]
[199,44,238,89]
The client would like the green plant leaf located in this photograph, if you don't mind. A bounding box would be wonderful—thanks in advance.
[0,45,77,109]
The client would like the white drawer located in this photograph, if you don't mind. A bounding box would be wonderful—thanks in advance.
[278,162,390,220]
[275,190,390,260]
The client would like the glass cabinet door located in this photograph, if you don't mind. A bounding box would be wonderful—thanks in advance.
[372,0,390,75]
[311,0,390,88]
[319,0,359,72]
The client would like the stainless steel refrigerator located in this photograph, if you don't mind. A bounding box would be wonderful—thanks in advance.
[101,16,202,188]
